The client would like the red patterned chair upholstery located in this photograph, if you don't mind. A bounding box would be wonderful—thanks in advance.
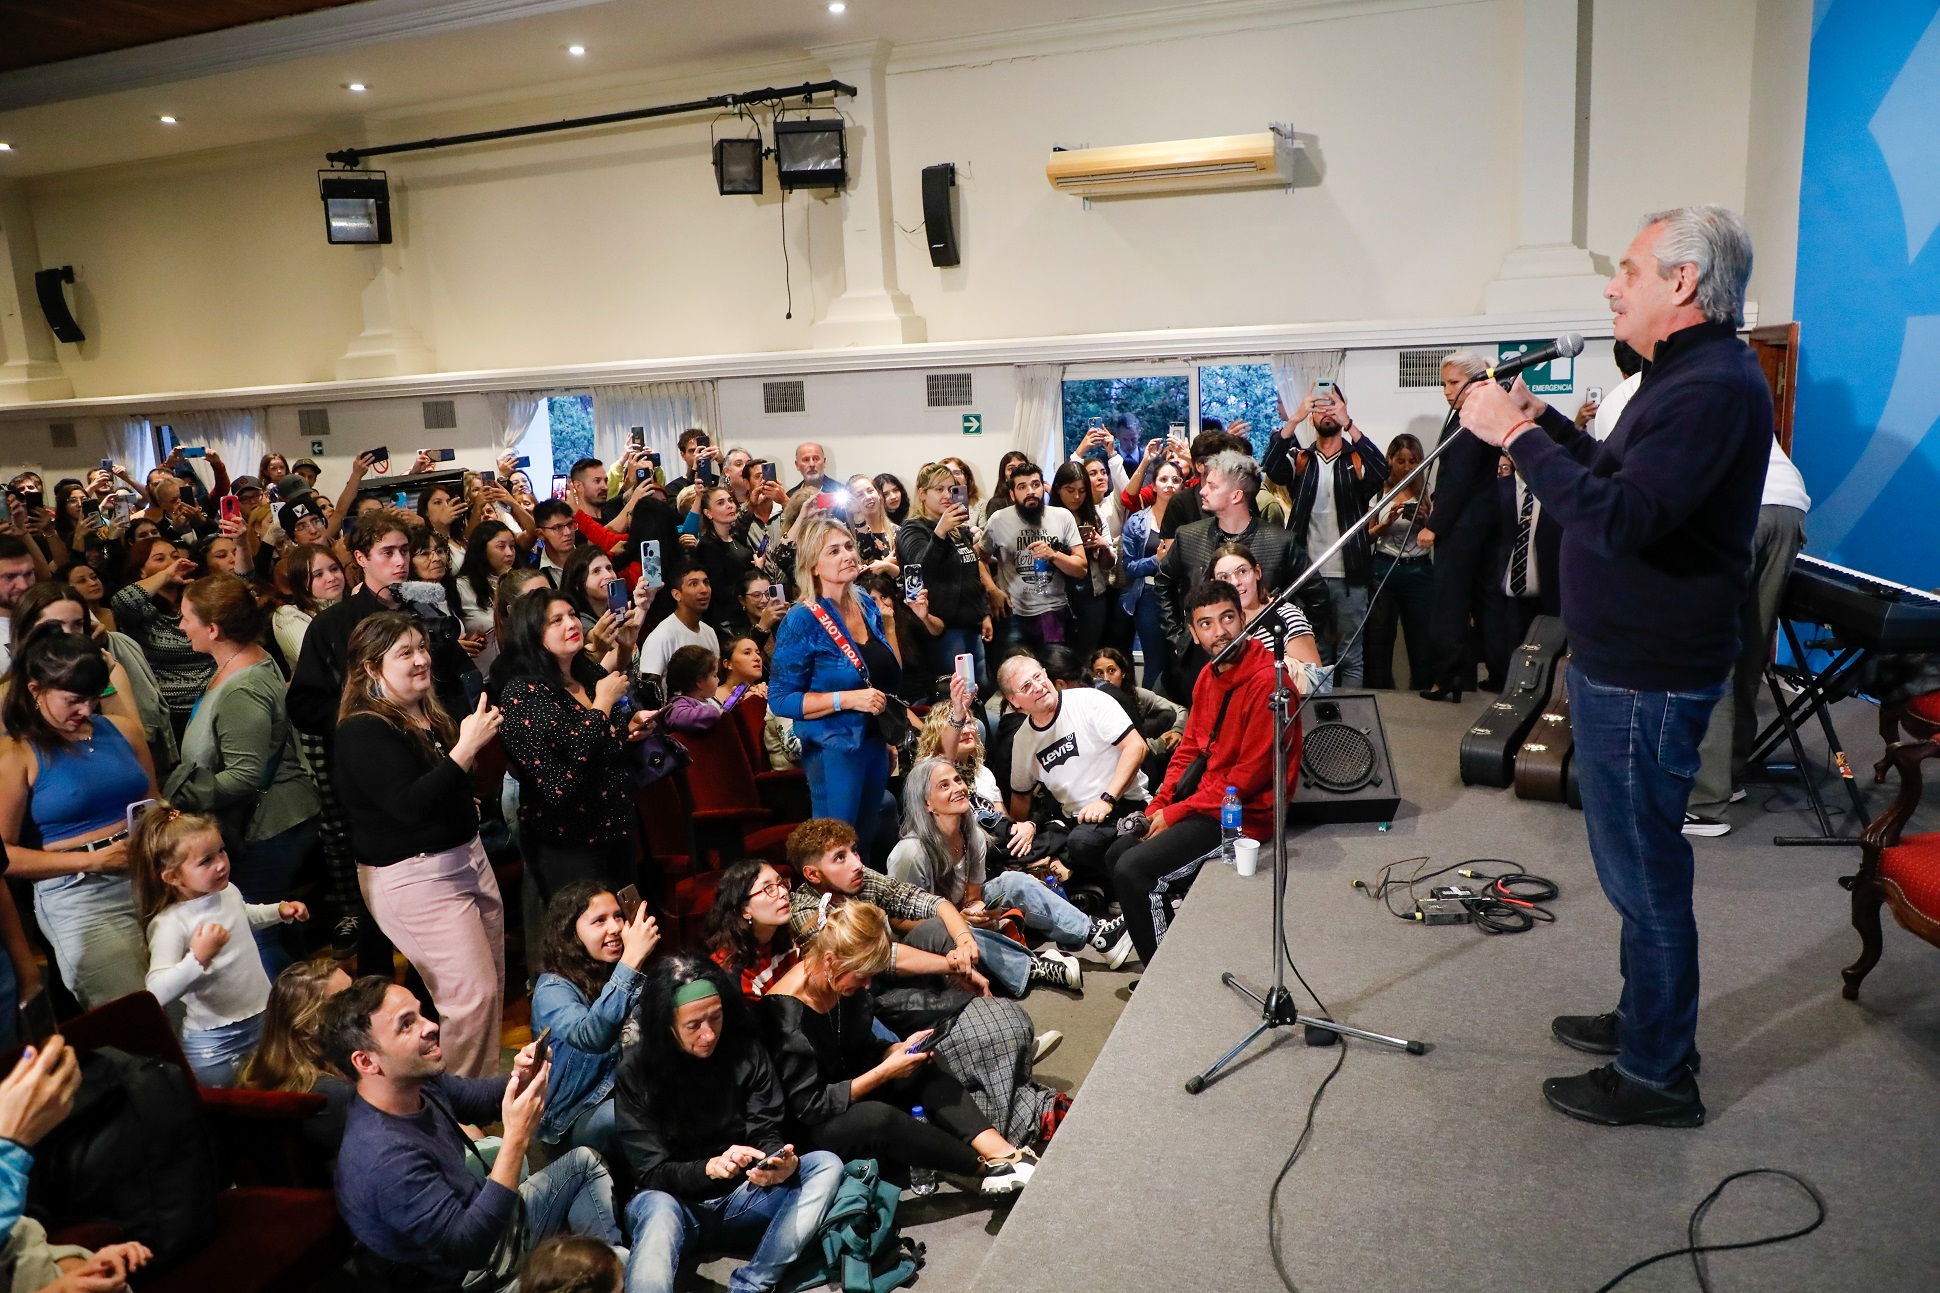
[1844,731,1940,999]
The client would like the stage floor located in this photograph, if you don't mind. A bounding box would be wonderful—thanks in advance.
[967,692,1940,1292]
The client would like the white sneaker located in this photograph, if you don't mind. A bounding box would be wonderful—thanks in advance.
[1728,788,1748,803]
[1032,1030,1063,1063]
[1682,812,1731,837]
[980,1150,1038,1195]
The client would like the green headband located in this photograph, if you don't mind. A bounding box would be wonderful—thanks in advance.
[674,979,721,1008]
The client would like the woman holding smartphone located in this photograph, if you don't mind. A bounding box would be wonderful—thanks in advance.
[1361,433,1436,692]
[896,463,992,692]
[693,485,758,633]
[1050,461,1114,659]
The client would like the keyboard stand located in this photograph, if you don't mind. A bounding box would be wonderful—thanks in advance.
[1752,620,1870,846]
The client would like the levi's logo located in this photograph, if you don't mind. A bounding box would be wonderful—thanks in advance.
[1037,734,1079,772]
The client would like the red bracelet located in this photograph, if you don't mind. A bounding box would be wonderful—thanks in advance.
[1506,420,1538,441]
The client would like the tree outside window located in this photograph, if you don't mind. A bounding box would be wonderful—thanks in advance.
[1199,364,1285,457]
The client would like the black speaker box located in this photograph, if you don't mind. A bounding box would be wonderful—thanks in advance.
[34,266,84,344]
[921,163,959,267]
[1287,691,1401,825]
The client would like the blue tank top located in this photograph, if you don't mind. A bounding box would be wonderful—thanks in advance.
[28,716,149,847]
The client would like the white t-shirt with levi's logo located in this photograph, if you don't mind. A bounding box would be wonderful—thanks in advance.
[1009,686,1148,815]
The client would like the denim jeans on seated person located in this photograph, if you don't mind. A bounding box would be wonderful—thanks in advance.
[625,1150,843,1293]
[1566,663,1725,1091]
[980,871,1092,950]
[516,1146,624,1270]
[902,918,1033,997]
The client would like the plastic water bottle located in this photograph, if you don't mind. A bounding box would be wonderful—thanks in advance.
[908,1106,939,1196]
[1220,786,1243,862]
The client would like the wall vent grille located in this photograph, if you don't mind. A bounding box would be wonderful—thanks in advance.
[763,381,806,414]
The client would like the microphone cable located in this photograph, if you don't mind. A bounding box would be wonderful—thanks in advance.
[1594,1167,1826,1292]
[1352,856,1558,933]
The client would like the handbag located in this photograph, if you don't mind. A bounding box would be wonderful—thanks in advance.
[1170,686,1239,802]
[807,601,911,748]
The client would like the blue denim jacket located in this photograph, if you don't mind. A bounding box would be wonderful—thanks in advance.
[530,962,643,1143]
[0,1139,30,1237]
[769,596,888,755]
[1119,509,1164,616]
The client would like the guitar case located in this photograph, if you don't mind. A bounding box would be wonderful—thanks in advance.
[1458,614,1568,787]
[1514,651,1575,801]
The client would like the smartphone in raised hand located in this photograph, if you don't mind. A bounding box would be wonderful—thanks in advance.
[639,539,662,587]
[605,578,631,615]
[616,884,642,922]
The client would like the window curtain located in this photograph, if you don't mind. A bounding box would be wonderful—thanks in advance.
[161,407,268,488]
[590,380,719,465]
[483,390,547,457]
[104,416,157,483]
[1268,351,1345,442]
[1010,364,1064,476]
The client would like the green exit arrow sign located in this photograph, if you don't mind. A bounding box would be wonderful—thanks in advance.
[1499,340,1576,395]
[962,413,982,436]
[310,440,325,456]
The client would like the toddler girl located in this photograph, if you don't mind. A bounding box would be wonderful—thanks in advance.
[133,803,309,1086]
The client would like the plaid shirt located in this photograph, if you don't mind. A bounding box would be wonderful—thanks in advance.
[788,873,939,940]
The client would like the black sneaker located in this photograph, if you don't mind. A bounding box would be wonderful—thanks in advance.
[1551,1011,1619,1055]
[1028,951,1082,993]
[331,915,361,960]
[1087,915,1133,969]
[1542,1064,1705,1127]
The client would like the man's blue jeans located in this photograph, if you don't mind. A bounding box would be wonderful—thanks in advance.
[982,871,1092,949]
[625,1150,843,1293]
[1316,578,1371,688]
[1567,664,1725,1091]
[518,1145,623,1254]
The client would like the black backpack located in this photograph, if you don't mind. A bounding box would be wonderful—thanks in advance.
[27,1046,221,1267]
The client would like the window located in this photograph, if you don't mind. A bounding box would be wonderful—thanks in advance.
[545,394,593,488]
[1198,364,1284,457]
[1061,376,1190,460]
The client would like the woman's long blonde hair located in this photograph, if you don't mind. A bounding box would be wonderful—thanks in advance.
[240,956,348,1093]
[803,898,893,981]
[792,516,860,608]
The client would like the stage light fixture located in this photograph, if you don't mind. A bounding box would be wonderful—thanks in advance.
[318,169,392,245]
[828,2,846,12]
[714,137,764,195]
[773,118,846,189]
[0,143,11,152]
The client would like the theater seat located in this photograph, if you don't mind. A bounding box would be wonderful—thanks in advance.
[671,724,795,866]
[1843,736,1940,999]
[729,694,811,824]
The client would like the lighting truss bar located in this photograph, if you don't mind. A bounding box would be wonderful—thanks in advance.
[324,79,856,168]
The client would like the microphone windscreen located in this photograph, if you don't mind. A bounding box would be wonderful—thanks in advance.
[1556,332,1585,358]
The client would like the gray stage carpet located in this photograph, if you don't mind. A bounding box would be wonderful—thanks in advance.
[966,692,1940,1293]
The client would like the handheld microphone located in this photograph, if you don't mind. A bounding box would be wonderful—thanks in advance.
[1484,333,1585,384]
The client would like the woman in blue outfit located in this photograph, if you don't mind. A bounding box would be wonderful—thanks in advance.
[769,517,901,850]
[1118,457,1187,691]
[530,880,659,1163]
[0,629,159,1008]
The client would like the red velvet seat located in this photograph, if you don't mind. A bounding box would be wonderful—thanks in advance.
[671,723,795,866]
[729,694,811,824]
[1844,737,1940,998]
[635,773,717,950]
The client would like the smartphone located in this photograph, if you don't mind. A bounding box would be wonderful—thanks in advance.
[81,497,99,517]
[698,457,716,485]
[635,466,650,482]
[220,495,242,523]
[100,458,115,471]
[426,448,456,463]
[616,884,642,923]
[180,445,207,459]
[947,482,966,510]
[551,474,569,499]
[753,1152,788,1173]
[532,1026,552,1064]
[1079,524,1099,544]
[907,1015,954,1054]
[768,582,785,605]
[126,796,158,837]
[902,572,923,602]
[1586,386,1604,404]
[761,461,778,484]
[679,512,702,537]
[394,491,409,508]
[462,671,488,710]
[639,540,662,587]
[630,426,645,449]
[695,434,711,449]
[510,455,530,470]
[955,653,976,693]
[604,577,630,615]
[1316,379,1335,393]
[367,445,390,465]
[20,988,57,1047]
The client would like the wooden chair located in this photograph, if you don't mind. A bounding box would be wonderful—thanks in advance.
[1843,734,1940,999]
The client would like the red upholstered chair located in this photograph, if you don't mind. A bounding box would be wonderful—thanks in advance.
[730,694,812,824]
[635,773,720,950]
[671,723,795,866]
[41,992,347,1291]
[1843,736,1940,999]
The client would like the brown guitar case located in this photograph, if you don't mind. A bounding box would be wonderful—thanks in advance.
[1514,651,1576,801]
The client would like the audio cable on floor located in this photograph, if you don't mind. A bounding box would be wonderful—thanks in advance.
[1353,856,1559,933]
[1594,1167,1826,1292]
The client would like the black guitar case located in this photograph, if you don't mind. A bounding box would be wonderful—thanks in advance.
[1458,615,1568,787]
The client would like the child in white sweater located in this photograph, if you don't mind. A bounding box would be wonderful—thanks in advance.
[133,803,309,1086]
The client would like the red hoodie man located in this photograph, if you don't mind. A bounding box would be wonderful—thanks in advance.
[1108,578,1298,966]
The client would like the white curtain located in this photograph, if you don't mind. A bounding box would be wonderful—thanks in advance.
[590,380,719,465]
[160,407,268,487]
[1010,364,1064,474]
[483,390,547,457]
[1268,350,1345,441]
[104,416,157,483]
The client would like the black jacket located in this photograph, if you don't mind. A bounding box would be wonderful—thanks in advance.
[288,586,474,738]
[613,1037,789,1201]
[756,992,885,1137]
[1155,515,1294,645]
[896,518,988,630]
[1508,320,1770,691]
[331,715,479,865]
[1263,431,1390,586]
[1425,406,1498,538]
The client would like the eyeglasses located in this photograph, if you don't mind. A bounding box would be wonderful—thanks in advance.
[753,879,790,898]
[540,522,577,536]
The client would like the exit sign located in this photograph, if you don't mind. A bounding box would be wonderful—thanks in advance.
[961,413,982,435]
[310,440,325,456]
[1498,340,1575,395]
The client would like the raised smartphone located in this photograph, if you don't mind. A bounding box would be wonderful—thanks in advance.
[220,495,243,523]
[616,884,642,922]
[954,652,976,693]
[639,540,662,587]
[604,577,630,615]
[427,448,456,462]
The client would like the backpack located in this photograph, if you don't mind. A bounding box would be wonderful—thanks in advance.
[26,1046,220,1267]
[781,1158,924,1293]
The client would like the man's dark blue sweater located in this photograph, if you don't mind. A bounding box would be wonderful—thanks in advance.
[336,1075,512,1272]
[1507,320,1771,693]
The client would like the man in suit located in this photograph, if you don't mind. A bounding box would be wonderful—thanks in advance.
[1418,351,1508,699]
[1486,453,1563,678]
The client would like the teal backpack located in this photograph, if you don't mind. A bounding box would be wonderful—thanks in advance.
[782,1158,926,1293]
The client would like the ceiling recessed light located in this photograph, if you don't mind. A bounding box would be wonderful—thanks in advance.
[567,44,586,56]
[158,115,177,124]
[347,82,367,92]
[828,2,845,11]
[0,143,11,152]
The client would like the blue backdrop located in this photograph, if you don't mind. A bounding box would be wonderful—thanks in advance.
[1793,0,1940,592]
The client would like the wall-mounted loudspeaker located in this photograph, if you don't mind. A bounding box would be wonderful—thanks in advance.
[1285,691,1402,825]
[34,266,84,343]
[921,163,959,267]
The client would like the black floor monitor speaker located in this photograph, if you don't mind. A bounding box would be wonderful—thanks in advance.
[921,163,959,267]
[34,266,84,343]
[1288,691,1401,825]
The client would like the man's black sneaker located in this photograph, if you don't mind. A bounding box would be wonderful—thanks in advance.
[1087,915,1133,969]
[1551,1011,1620,1054]
[331,915,361,961]
[1542,1064,1705,1127]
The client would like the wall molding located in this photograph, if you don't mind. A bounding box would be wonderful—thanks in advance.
[0,303,1673,423]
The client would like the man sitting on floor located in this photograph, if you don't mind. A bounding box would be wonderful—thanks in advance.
[786,817,1084,995]
[1108,580,1290,967]
[325,976,626,1289]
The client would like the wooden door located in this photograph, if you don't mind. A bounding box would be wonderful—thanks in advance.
[1749,322,1800,454]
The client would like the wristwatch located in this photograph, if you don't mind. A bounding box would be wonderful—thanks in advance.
[1098,791,1116,805]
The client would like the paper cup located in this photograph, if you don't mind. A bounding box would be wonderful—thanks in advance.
[1233,837,1260,877]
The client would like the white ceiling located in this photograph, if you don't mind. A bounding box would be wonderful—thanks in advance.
[0,0,1179,178]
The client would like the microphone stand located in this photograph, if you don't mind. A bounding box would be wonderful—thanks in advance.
[1185,413,1472,1092]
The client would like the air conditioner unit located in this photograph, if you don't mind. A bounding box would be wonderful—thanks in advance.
[1046,125,1298,198]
